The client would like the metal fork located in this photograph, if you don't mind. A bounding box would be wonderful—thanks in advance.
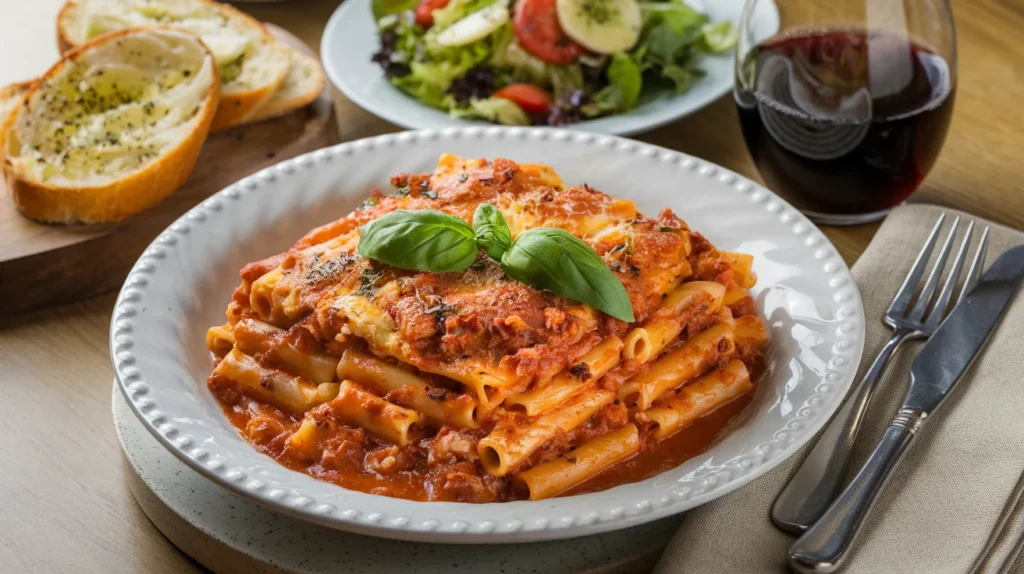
[771,213,991,533]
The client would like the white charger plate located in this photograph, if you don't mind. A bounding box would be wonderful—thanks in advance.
[111,127,864,543]
[321,0,779,136]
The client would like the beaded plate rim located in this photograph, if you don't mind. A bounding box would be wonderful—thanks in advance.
[111,127,865,543]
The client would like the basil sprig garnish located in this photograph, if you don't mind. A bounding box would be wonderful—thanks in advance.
[357,204,635,322]
[357,210,478,272]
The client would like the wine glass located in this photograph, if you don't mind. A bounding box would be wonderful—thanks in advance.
[734,0,957,225]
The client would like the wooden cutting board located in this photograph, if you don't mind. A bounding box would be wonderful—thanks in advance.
[0,24,339,316]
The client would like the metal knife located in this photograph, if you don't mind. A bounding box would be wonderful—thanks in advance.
[788,244,1024,574]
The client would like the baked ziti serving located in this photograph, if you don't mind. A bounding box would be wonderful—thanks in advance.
[205,154,768,502]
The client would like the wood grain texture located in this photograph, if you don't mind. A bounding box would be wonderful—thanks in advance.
[0,0,1021,572]
[0,294,202,573]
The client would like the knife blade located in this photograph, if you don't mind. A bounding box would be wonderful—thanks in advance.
[789,244,1024,574]
[906,243,1024,415]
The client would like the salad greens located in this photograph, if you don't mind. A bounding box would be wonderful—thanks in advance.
[376,12,503,108]
[450,97,531,124]
[371,0,736,125]
[431,0,502,27]
[372,0,418,20]
[595,52,642,112]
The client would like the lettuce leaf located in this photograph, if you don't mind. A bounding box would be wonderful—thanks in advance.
[698,21,739,53]
[431,0,502,28]
[449,97,531,125]
[642,1,707,33]
[372,0,418,20]
[379,11,505,109]
[392,59,484,108]
[605,52,642,109]
[629,0,724,94]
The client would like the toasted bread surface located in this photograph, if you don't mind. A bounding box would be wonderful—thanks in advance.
[57,0,289,130]
[3,27,219,223]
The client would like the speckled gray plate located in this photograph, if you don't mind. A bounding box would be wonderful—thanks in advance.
[113,382,681,573]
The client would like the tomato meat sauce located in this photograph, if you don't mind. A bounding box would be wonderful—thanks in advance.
[209,369,757,502]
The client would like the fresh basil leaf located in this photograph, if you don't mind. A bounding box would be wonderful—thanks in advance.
[358,210,478,272]
[472,203,512,260]
[500,228,635,322]
[606,53,642,109]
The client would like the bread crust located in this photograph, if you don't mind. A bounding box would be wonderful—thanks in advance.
[55,0,75,54]
[247,49,326,124]
[0,81,37,112]
[3,27,221,224]
[204,1,289,131]
[0,80,38,156]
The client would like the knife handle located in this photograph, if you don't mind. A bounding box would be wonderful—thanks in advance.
[787,408,925,573]
[772,330,910,533]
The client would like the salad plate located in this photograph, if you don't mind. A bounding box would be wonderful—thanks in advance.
[112,127,863,543]
[322,0,778,135]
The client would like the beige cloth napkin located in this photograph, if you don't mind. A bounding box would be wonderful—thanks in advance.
[654,204,1024,573]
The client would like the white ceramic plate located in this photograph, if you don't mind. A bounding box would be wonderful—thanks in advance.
[111,127,864,543]
[321,0,778,136]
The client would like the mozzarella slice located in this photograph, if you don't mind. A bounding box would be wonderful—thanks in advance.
[435,3,510,47]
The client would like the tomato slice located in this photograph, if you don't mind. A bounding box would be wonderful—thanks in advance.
[414,0,450,27]
[493,84,554,113]
[512,0,584,64]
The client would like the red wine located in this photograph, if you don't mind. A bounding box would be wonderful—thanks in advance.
[735,29,955,221]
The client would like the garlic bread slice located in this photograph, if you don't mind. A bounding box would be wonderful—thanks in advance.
[57,0,290,131]
[248,48,325,123]
[3,27,219,223]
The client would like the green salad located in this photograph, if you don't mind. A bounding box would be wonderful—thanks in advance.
[371,0,736,125]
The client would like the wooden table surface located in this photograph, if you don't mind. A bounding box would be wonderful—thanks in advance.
[1,0,1021,572]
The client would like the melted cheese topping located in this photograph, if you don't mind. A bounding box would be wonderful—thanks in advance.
[7,29,214,186]
[251,155,695,392]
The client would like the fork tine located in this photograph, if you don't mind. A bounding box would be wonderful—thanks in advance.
[957,226,990,304]
[906,216,961,322]
[886,213,947,317]
[924,221,974,326]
